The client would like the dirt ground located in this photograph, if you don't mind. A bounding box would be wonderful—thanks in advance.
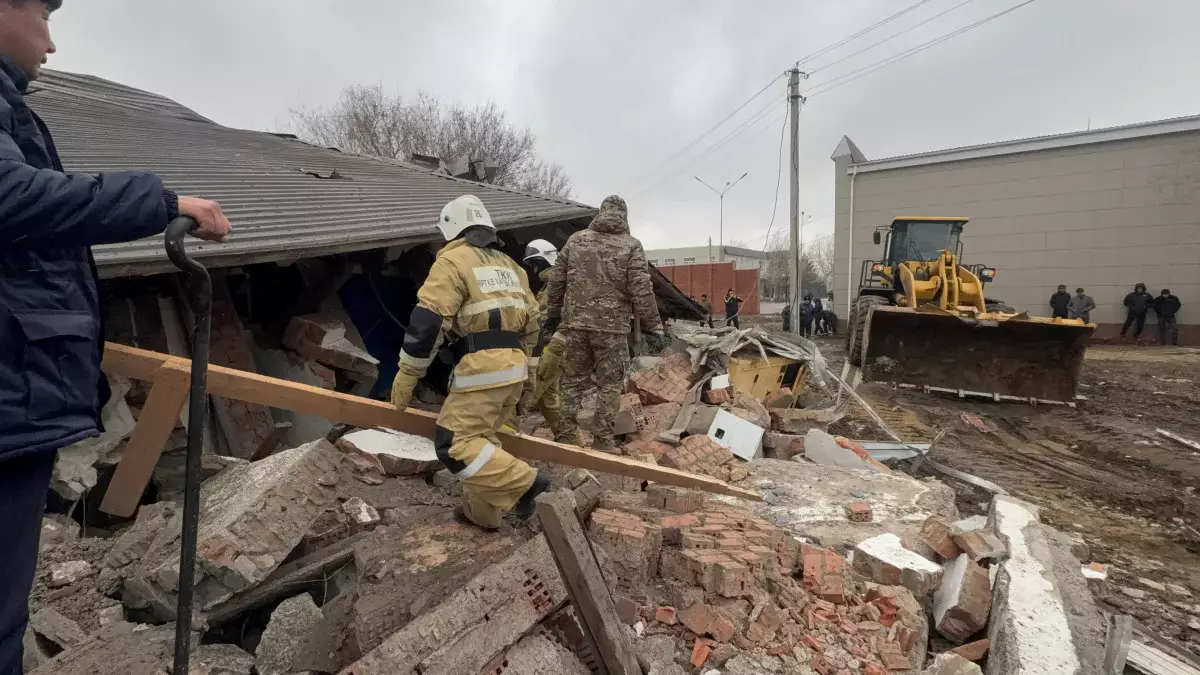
[799,325,1200,655]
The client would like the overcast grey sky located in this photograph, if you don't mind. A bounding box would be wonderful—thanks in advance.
[47,0,1200,251]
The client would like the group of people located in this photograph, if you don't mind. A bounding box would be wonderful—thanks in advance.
[781,295,837,337]
[694,290,745,328]
[1048,284,1183,345]
[390,193,663,531]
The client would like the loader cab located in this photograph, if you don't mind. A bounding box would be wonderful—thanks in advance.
[874,217,967,268]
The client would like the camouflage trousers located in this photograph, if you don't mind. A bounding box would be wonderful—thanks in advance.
[558,329,629,451]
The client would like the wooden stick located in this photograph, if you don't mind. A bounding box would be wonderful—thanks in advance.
[536,491,642,675]
[1102,614,1133,674]
[102,343,761,502]
[99,360,192,517]
[1157,428,1200,452]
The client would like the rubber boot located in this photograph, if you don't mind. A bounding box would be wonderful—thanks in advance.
[511,470,552,521]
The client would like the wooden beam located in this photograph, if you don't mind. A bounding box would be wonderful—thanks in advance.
[102,342,761,502]
[99,360,192,517]
[536,490,642,675]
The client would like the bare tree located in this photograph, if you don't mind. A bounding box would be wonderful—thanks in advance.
[806,235,836,289]
[760,231,822,300]
[289,86,573,199]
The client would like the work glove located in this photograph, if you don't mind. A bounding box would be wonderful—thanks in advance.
[541,315,561,343]
[644,330,669,352]
[390,371,419,410]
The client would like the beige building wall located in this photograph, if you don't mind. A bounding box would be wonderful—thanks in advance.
[833,129,1200,341]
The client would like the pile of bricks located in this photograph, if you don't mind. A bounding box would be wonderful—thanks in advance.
[585,494,928,673]
[627,352,694,406]
[658,435,734,479]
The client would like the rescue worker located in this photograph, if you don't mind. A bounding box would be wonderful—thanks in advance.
[545,195,663,452]
[724,289,743,328]
[1121,282,1154,340]
[517,238,564,437]
[391,195,549,530]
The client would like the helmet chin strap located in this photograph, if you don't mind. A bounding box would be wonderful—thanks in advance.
[463,225,500,249]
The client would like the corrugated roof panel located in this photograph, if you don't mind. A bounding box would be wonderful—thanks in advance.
[27,70,597,276]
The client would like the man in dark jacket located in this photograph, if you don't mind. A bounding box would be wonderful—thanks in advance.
[0,2,231,670]
[1153,289,1183,346]
[724,289,743,328]
[1121,283,1154,340]
[1049,284,1071,319]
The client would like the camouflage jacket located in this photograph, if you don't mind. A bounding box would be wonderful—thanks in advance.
[545,195,662,334]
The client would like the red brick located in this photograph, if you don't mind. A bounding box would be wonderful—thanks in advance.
[709,614,736,642]
[703,387,733,405]
[864,665,888,675]
[690,639,712,668]
[803,634,825,652]
[935,556,992,643]
[920,516,962,560]
[655,606,677,625]
[878,642,909,670]
[846,502,873,522]
[812,654,832,675]
[953,529,1007,561]
[801,544,846,604]
[679,603,717,635]
[629,368,690,405]
[646,484,705,513]
[711,558,752,597]
[620,438,673,458]
[619,392,643,419]
[950,638,990,661]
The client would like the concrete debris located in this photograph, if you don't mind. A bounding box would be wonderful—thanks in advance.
[51,375,136,500]
[342,496,382,528]
[923,652,983,674]
[729,391,771,429]
[1139,577,1167,592]
[804,428,876,471]
[986,495,1096,675]
[933,554,992,643]
[762,432,804,460]
[256,593,336,675]
[28,622,175,675]
[125,439,341,619]
[191,643,255,675]
[97,604,125,628]
[953,528,1007,563]
[770,407,839,434]
[340,428,440,476]
[852,533,943,597]
[950,638,989,662]
[284,312,380,377]
[22,624,51,672]
[949,515,988,536]
[343,535,568,675]
[703,386,733,405]
[501,633,591,675]
[48,561,95,588]
[29,607,87,652]
[39,515,80,552]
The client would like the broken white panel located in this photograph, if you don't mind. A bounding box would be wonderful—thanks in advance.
[859,441,931,461]
[706,409,764,461]
[709,374,730,389]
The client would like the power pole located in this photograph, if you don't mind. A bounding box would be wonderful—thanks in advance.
[787,67,803,332]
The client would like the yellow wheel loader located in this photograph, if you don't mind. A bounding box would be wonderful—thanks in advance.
[845,217,1094,404]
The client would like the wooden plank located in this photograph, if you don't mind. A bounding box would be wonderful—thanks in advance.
[1103,614,1133,674]
[535,490,641,675]
[1128,641,1200,675]
[204,532,366,626]
[99,360,192,517]
[102,343,761,502]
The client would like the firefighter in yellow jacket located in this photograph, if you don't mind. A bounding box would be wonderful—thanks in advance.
[517,239,565,436]
[391,195,549,530]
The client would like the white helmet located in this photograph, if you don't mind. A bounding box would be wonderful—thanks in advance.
[437,195,495,241]
[523,239,558,267]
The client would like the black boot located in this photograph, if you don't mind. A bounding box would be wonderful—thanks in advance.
[512,470,551,521]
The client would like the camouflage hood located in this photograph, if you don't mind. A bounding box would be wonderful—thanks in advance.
[588,195,629,235]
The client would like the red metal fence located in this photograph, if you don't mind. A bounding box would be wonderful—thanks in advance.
[658,262,761,316]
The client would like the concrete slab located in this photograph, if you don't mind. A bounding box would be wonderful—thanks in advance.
[256,593,336,675]
[717,458,957,551]
[340,428,439,476]
[986,495,1104,675]
[28,623,174,675]
[502,633,592,675]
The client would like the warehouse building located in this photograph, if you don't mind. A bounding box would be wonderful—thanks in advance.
[832,115,1200,344]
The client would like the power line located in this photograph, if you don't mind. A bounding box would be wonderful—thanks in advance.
[623,0,943,196]
[630,95,787,200]
[807,0,1040,97]
[795,0,937,67]
[757,110,791,256]
[807,0,981,76]
[620,73,785,193]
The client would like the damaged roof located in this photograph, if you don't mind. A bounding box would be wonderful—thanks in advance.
[28,70,599,277]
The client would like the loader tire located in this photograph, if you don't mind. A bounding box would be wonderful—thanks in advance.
[848,295,889,368]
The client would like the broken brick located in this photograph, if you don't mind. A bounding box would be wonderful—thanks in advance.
[846,502,873,522]
[853,533,943,598]
[878,642,909,670]
[703,387,733,405]
[621,438,673,459]
[709,614,736,642]
[801,544,846,604]
[645,484,705,513]
[679,603,717,635]
[933,555,992,643]
[950,638,990,661]
[690,639,712,668]
[628,368,690,406]
[920,516,962,561]
[953,529,1007,562]
[655,606,677,625]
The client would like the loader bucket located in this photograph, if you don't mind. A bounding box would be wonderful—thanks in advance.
[860,305,1094,403]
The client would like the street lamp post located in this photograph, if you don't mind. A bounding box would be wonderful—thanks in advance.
[695,172,748,263]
